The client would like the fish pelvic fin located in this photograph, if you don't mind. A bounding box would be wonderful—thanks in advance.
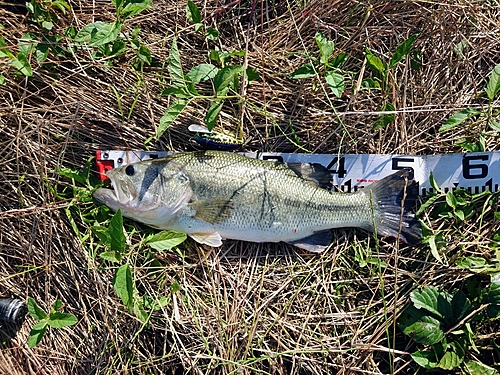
[287,230,333,253]
[190,198,233,224]
[190,232,223,247]
[364,169,421,245]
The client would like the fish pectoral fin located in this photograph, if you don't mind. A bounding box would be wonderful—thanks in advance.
[190,232,223,247]
[286,230,333,253]
[286,163,332,189]
[190,198,233,224]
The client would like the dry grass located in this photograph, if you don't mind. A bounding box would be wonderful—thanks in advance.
[1,0,500,374]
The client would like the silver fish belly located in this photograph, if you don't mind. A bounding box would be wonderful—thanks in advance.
[93,151,421,252]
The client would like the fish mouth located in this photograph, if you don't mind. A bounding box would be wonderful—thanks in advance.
[93,170,138,209]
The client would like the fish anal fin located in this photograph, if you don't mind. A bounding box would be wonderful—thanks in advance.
[190,232,223,247]
[287,230,332,253]
[190,198,233,224]
[286,163,332,189]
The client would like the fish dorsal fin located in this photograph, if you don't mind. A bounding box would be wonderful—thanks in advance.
[286,163,332,189]
[190,198,233,224]
[286,230,332,253]
[190,232,223,247]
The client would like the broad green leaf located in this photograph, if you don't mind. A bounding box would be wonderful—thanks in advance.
[146,231,187,250]
[485,63,500,101]
[0,73,5,85]
[487,272,500,318]
[107,210,126,252]
[28,320,48,348]
[315,32,334,65]
[194,23,203,32]
[427,235,444,264]
[411,350,438,369]
[410,286,444,319]
[402,315,444,345]
[171,281,180,293]
[205,27,219,41]
[47,312,78,328]
[214,65,244,94]
[456,256,488,271]
[464,359,500,375]
[185,63,218,83]
[246,67,259,82]
[325,71,344,98]
[450,290,471,323]
[35,43,49,63]
[75,21,123,46]
[133,299,149,323]
[290,63,316,79]
[51,299,63,312]
[156,99,189,139]
[205,101,223,130]
[113,264,134,311]
[437,341,465,370]
[19,33,36,56]
[111,0,123,8]
[365,48,386,77]
[360,78,380,89]
[416,194,440,215]
[136,45,151,64]
[161,87,192,98]
[11,53,32,77]
[373,102,395,130]
[489,120,500,132]
[0,36,14,59]
[186,0,202,24]
[410,49,423,70]
[27,298,47,320]
[330,52,348,69]
[168,37,185,88]
[389,34,418,69]
[120,0,153,20]
[99,250,122,263]
[446,191,457,209]
[439,108,481,132]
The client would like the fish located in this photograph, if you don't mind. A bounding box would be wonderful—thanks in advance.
[93,151,421,252]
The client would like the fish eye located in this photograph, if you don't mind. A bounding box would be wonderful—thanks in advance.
[125,165,135,176]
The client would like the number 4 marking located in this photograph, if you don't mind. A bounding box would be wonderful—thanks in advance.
[327,157,347,178]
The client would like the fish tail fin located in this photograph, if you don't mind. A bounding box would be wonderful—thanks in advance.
[364,169,421,245]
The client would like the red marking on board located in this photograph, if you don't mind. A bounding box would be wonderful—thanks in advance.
[96,150,114,181]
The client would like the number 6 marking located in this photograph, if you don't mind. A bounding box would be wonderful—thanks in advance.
[463,154,488,179]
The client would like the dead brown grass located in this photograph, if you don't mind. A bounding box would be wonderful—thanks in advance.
[1,0,500,374]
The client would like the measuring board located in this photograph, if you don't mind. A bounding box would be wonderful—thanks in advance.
[95,150,500,196]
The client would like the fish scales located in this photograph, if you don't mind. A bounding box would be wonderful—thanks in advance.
[93,150,421,252]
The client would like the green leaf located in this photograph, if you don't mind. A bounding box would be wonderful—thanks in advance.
[373,102,395,130]
[35,43,49,63]
[485,63,500,101]
[133,299,149,323]
[156,99,189,139]
[403,315,445,345]
[51,299,63,312]
[0,73,5,85]
[28,320,48,348]
[439,108,481,132]
[489,120,500,132]
[99,251,123,263]
[47,312,78,328]
[11,53,33,77]
[487,272,500,318]
[75,21,123,46]
[325,71,344,98]
[214,65,244,94]
[427,235,444,264]
[246,67,259,82]
[186,0,202,24]
[365,48,386,77]
[146,231,187,250]
[185,63,218,83]
[27,298,47,320]
[389,34,418,69]
[107,210,126,252]
[290,63,316,79]
[411,350,438,369]
[464,359,500,375]
[205,101,223,131]
[360,78,380,89]
[450,290,471,323]
[446,191,457,209]
[330,52,348,69]
[136,45,151,64]
[437,341,464,370]
[411,286,444,319]
[315,32,334,65]
[205,27,219,41]
[120,0,153,20]
[113,264,134,311]
[168,37,185,88]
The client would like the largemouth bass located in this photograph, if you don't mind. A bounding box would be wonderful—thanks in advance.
[93,151,421,252]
